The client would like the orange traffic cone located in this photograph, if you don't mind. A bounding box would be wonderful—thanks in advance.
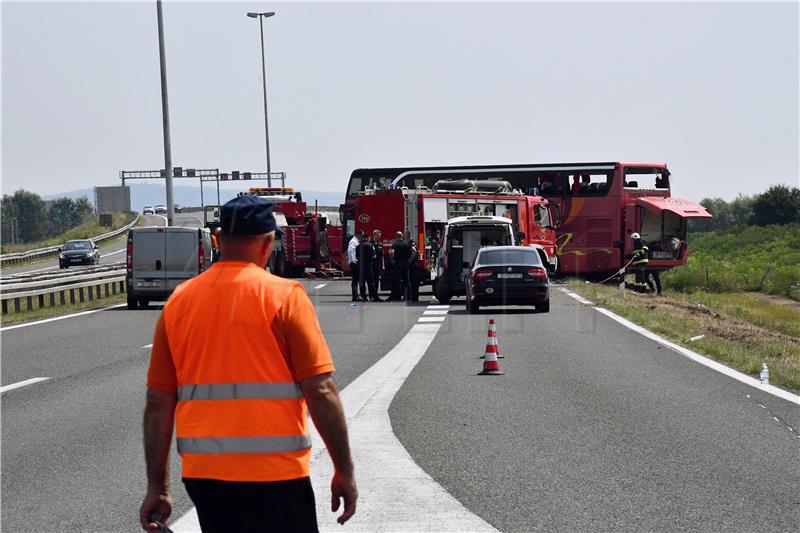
[481,319,504,358]
[478,319,505,375]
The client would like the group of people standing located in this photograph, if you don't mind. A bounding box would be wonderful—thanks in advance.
[347,230,420,303]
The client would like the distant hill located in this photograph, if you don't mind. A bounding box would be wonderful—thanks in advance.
[45,185,343,211]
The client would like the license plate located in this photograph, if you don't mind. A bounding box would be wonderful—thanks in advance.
[652,251,672,259]
[497,273,522,279]
[70,258,83,262]
[137,281,161,288]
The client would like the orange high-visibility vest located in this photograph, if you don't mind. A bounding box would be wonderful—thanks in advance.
[162,262,311,482]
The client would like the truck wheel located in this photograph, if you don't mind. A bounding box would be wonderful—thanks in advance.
[535,299,550,313]
[127,297,138,310]
[289,265,306,278]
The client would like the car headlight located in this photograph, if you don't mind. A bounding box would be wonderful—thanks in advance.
[59,253,65,259]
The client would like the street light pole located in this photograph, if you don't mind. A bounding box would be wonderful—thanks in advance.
[156,0,175,225]
[247,11,275,187]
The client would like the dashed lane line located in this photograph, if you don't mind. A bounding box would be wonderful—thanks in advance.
[312,283,328,290]
[418,316,447,323]
[427,305,450,309]
[1,377,50,394]
[422,309,449,315]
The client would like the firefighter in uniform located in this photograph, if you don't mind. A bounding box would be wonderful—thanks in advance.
[630,232,649,293]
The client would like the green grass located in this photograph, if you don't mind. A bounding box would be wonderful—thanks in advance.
[2,213,135,254]
[664,223,800,301]
[565,280,800,392]
[0,292,126,326]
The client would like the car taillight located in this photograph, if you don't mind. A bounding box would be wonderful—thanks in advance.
[126,240,132,269]
[472,268,493,280]
[199,241,205,271]
[527,268,547,280]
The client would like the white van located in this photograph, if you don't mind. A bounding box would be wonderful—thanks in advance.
[126,226,213,309]
[433,215,516,303]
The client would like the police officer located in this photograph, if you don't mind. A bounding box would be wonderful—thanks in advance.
[356,233,379,302]
[630,232,649,293]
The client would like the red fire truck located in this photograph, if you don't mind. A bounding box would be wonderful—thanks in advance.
[204,187,345,277]
[343,178,560,290]
[342,162,711,277]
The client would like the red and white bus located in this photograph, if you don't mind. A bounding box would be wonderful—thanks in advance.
[342,162,711,276]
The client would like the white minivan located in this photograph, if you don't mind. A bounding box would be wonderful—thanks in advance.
[432,215,516,303]
[126,226,213,309]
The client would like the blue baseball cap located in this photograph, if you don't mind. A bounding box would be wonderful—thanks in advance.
[220,195,283,235]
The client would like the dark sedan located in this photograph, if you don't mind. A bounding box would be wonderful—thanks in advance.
[465,246,550,313]
[59,239,100,269]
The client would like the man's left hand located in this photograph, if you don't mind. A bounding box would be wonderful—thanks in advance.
[139,490,173,531]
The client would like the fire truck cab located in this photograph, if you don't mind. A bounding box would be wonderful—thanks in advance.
[344,178,559,294]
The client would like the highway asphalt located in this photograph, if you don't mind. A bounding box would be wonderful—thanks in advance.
[2,249,798,531]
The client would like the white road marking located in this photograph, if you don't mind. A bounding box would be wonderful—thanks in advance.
[0,303,127,332]
[759,404,767,409]
[172,323,496,533]
[313,284,328,290]
[427,305,450,309]
[1,377,50,393]
[100,249,126,258]
[418,316,447,323]
[566,292,593,305]
[423,309,449,315]
[773,417,780,422]
[142,344,153,349]
[593,307,800,406]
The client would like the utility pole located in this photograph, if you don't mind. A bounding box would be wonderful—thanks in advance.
[156,0,175,226]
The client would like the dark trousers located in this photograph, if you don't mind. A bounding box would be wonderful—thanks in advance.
[407,263,419,301]
[391,262,409,300]
[646,269,662,294]
[633,264,647,292]
[184,477,318,533]
[359,262,377,300]
[372,265,382,292]
[350,262,361,299]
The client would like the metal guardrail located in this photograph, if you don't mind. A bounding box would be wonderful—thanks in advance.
[1,274,127,316]
[0,214,140,267]
[1,268,125,293]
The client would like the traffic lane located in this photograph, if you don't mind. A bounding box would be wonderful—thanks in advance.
[0,276,425,532]
[304,278,429,389]
[1,343,189,533]
[1,305,161,386]
[391,292,800,532]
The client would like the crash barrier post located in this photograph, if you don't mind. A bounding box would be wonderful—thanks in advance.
[0,275,126,316]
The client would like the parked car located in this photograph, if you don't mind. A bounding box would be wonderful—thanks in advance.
[142,205,155,215]
[126,226,213,310]
[154,204,167,214]
[59,239,100,269]
[433,215,516,303]
[174,204,182,213]
[465,246,550,313]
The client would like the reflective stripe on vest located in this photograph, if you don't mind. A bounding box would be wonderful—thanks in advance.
[178,382,302,402]
[177,434,311,455]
